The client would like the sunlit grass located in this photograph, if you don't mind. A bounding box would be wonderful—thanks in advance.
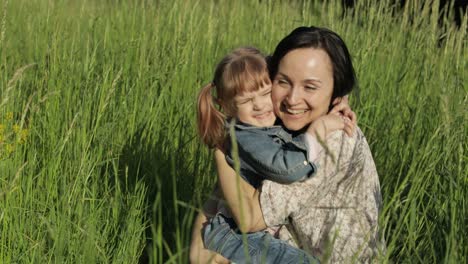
[0,0,465,263]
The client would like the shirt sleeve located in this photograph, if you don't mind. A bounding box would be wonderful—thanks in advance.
[259,130,360,227]
[260,179,300,226]
[234,130,316,184]
[304,132,323,162]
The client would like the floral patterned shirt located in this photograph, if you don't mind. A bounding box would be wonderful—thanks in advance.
[260,128,385,263]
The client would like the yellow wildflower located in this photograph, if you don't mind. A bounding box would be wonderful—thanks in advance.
[17,129,29,144]
[6,112,13,121]
[5,143,14,154]
[12,124,20,133]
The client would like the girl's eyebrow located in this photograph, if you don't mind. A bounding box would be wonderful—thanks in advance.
[235,94,253,101]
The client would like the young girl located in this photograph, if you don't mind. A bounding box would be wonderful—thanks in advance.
[190,47,352,263]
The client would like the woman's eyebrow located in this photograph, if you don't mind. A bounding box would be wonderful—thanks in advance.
[276,72,291,81]
[304,78,322,83]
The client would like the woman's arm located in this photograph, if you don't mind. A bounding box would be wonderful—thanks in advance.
[216,97,357,232]
[190,186,229,264]
[214,149,267,232]
[260,128,384,261]
[221,128,359,233]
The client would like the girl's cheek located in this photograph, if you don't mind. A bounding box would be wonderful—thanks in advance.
[265,96,273,107]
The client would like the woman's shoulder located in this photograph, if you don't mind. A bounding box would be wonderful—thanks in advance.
[326,126,356,143]
[321,126,368,160]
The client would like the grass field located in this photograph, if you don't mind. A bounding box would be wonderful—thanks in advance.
[0,0,466,263]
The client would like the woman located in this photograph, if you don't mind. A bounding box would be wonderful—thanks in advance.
[192,26,383,263]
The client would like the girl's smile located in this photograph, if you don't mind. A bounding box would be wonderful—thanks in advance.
[234,84,276,127]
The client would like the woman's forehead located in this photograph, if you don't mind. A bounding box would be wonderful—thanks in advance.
[277,48,333,81]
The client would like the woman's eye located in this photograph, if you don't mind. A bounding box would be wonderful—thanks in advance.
[277,79,289,87]
[305,86,317,90]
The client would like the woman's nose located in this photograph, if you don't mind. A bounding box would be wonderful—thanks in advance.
[286,87,301,105]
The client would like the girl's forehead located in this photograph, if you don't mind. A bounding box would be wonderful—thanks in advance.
[235,84,271,98]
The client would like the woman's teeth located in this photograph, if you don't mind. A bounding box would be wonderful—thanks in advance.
[286,108,308,114]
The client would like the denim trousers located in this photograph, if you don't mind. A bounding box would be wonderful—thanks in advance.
[203,214,320,264]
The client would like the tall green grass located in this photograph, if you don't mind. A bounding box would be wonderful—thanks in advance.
[0,0,465,263]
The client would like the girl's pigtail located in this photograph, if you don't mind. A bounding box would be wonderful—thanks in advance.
[197,83,225,148]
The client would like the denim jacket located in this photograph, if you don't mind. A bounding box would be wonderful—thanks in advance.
[225,120,317,188]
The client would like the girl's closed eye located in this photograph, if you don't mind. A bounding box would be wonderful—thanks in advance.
[261,89,272,96]
[236,97,252,105]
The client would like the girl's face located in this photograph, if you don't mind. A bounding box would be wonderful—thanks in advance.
[272,48,334,131]
[233,83,276,127]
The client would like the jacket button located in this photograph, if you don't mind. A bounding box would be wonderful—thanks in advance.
[303,161,308,165]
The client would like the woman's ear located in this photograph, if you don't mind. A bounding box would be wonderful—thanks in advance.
[332,95,350,106]
[332,97,343,105]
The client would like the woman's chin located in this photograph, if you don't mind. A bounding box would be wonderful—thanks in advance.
[282,118,309,131]
[278,110,324,131]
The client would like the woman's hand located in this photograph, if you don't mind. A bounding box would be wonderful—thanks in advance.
[307,113,354,138]
[329,96,357,133]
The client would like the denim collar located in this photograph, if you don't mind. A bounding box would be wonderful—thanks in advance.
[225,118,283,131]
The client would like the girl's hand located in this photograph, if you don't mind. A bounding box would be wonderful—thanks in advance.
[307,113,354,138]
[329,96,357,133]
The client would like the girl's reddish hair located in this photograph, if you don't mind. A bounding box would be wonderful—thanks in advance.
[196,47,270,148]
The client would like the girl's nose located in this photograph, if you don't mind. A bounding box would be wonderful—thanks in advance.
[252,97,265,110]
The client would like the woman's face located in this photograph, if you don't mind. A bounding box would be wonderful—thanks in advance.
[271,48,334,131]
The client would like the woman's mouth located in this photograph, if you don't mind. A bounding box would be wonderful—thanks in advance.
[286,108,308,114]
[281,104,309,116]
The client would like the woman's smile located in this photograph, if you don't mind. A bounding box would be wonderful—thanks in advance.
[279,103,312,122]
[282,104,310,115]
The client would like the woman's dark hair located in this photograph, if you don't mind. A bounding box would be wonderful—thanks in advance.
[269,26,357,100]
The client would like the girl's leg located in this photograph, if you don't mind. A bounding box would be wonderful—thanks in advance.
[204,214,320,264]
[190,211,229,263]
[190,186,230,264]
